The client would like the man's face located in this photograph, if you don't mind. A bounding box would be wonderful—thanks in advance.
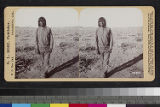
[99,21,103,27]
[39,21,43,27]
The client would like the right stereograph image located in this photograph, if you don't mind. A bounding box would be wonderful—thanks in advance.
[78,8,143,78]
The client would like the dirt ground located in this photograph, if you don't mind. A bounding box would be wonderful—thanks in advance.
[15,26,143,79]
[79,27,143,78]
[15,27,79,79]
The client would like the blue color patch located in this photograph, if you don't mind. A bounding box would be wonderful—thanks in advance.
[0,104,12,107]
[12,104,31,107]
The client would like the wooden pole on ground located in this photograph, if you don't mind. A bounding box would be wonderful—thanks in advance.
[45,55,79,78]
[104,54,143,78]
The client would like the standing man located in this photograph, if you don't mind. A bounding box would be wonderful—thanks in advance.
[36,17,53,74]
[96,17,113,75]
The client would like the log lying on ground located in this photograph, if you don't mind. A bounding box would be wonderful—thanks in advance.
[45,55,79,78]
[104,54,143,78]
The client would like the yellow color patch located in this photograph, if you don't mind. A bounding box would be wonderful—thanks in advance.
[50,104,69,107]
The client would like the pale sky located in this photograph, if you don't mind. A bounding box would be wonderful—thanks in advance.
[16,8,143,27]
[15,8,78,27]
[79,8,143,27]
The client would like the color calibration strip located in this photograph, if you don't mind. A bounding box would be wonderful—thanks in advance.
[0,104,160,107]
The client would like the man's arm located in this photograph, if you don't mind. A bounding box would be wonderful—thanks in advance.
[35,29,40,54]
[109,28,113,52]
[49,28,54,53]
[96,29,100,54]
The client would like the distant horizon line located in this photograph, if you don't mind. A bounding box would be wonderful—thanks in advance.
[15,26,143,28]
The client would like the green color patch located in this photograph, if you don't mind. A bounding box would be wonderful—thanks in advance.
[31,104,50,107]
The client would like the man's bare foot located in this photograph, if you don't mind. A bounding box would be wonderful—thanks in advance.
[44,65,53,78]
[40,73,45,78]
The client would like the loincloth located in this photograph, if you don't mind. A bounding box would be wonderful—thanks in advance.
[39,46,50,54]
[99,46,110,54]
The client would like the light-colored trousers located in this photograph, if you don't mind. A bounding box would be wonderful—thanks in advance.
[40,52,51,72]
[100,51,110,73]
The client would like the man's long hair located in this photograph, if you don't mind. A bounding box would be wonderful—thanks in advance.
[38,17,46,27]
[98,17,106,28]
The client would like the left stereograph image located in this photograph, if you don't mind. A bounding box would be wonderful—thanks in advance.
[15,8,79,79]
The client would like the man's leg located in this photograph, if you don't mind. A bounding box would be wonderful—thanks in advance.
[47,53,51,67]
[103,52,111,73]
[40,53,44,67]
[44,52,51,72]
[100,52,104,71]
